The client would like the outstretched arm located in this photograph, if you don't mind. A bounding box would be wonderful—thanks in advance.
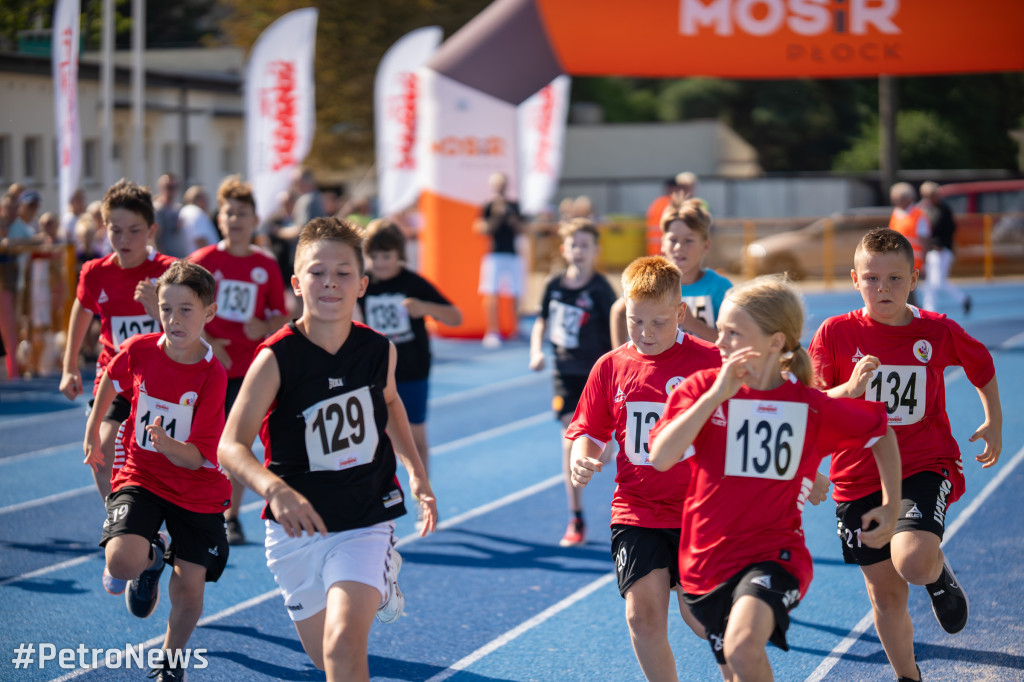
[971,375,1002,468]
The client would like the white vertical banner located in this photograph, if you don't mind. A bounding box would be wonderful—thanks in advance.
[246,8,318,220]
[418,69,519,205]
[516,74,570,217]
[374,26,442,217]
[52,0,81,213]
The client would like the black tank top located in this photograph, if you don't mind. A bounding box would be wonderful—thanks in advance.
[260,322,406,531]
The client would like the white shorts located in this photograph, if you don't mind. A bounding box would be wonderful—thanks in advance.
[479,252,524,297]
[265,519,396,622]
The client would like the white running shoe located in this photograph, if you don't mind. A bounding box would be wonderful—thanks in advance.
[376,550,405,623]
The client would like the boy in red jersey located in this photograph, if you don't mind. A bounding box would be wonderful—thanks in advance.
[85,260,230,682]
[809,228,1002,682]
[189,176,289,546]
[218,218,437,682]
[61,179,176,503]
[649,276,902,682]
[567,256,720,681]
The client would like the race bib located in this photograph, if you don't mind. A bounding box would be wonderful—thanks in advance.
[864,365,926,426]
[623,400,664,466]
[302,386,380,472]
[111,314,159,350]
[365,294,412,340]
[682,294,714,328]
[548,299,584,349]
[135,391,193,452]
[725,399,807,480]
[215,279,258,322]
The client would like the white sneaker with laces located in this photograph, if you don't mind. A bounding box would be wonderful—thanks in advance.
[376,550,404,623]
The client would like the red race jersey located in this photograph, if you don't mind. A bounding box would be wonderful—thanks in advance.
[809,307,995,504]
[565,331,721,528]
[189,244,287,378]
[652,369,888,597]
[76,248,176,392]
[107,333,231,514]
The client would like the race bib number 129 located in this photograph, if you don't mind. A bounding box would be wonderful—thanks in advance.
[725,399,807,480]
[302,386,380,472]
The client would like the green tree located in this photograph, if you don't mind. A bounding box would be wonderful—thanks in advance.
[833,110,969,172]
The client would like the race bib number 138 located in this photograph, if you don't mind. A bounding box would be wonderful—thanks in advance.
[725,399,807,480]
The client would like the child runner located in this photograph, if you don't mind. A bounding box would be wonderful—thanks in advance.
[218,217,438,682]
[85,260,230,682]
[647,276,902,682]
[809,228,1001,682]
[358,218,462,484]
[567,255,720,681]
[189,176,289,546]
[61,179,175,503]
[528,218,616,546]
[611,198,731,346]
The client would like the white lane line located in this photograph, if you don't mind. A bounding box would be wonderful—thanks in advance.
[51,588,284,681]
[805,441,1024,682]
[0,441,81,467]
[0,485,93,516]
[0,551,103,588]
[432,412,552,457]
[424,572,618,682]
[430,372,545,408]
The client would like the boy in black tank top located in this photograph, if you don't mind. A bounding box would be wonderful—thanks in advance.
[219,217,437,681]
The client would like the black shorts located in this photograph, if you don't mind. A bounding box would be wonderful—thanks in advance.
[684,561,801,666]
[224,377,244,416]
[100,486,229,582]
[89,393,132,424]
[836,470,953,566]
[610,524,681,597]
[552,373,587,420]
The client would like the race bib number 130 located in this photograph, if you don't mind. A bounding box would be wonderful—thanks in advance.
[302,386,380,472]
[725,399,807,480]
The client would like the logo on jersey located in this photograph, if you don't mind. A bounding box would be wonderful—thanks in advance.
[97,289,109,304]
[208,545,219,556]
[905,503,923,519]
[934,478,951,526]
[914,340,933,363]
[614,386,626,403]
[328,377,344,390]
[665,376,685,394]
[139,380,147,393]
[213,269,224,282]
[711,406,727,427]
[750,574,772,590]
[180,391,199,407]
[851,347,865,363]
[251,266,269,284]
[783,589,800,608]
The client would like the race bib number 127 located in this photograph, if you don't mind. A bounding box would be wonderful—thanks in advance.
[725,399,808,480]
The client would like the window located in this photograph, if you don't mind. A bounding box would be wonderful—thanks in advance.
[221,144,234,175]
[83,139,98,181]
[162,143,174,175]
[184,144,198,184]
[24,136,42,182]
[0,136,9,185]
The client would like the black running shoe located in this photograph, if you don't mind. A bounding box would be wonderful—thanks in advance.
[127,532,167,619]
[225,518,246,546]
[927,558,968,634]
[146,658,187,681]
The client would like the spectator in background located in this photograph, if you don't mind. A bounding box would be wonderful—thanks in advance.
[179,185,221,252]
[888,182,930,308]
[291,167,325,228]
[920,181,971,315]
[28,211,68,376]
[1,193,24,379]
[475,172,524,349]
[153,173,187,257]
[645,177,678,256]
[61,188,87,245]
[346,197,373,228]
[82,201,112,260]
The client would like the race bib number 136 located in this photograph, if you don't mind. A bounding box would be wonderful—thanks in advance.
[725,399,807,480]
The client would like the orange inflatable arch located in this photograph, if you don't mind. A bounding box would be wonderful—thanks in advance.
[418,0,1024,338]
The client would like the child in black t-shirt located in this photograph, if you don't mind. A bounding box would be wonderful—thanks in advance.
[358,219,462,481]
[529,218,617,546]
